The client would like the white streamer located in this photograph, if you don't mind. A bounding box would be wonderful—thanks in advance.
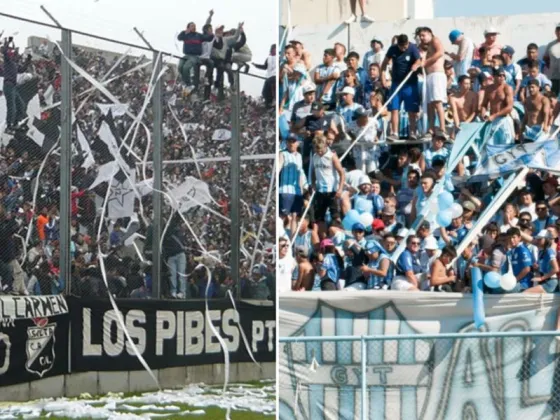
[227,290,261,367]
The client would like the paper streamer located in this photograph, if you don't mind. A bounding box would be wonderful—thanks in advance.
[227,290,261,367]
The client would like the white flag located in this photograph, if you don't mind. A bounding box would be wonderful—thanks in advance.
[88,161,119,190]
[212,129,231,141]
[108,170,136,220]
[135,178,153,196]
[168,176,213,213]
[96,103,129,117]
[77,126,95,169]
[26,94,42,122]
[26,125,45,147]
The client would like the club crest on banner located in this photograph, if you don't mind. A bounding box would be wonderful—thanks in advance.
[25,318,56,378]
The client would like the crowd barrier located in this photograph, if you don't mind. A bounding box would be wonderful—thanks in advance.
[0,295,275,399]
[279,292,560,420]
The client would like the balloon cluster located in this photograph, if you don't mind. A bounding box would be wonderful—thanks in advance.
[483,271,517,291]
[435,191,463,228]
[342,208,374,232]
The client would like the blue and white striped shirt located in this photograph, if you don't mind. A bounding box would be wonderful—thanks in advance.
[312,149,339,193]
[279,150,306,195]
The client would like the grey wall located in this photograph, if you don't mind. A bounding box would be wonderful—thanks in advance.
[0,362,275,402]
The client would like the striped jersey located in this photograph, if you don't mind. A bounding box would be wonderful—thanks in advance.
[279,150,306,195]
[312,149,339,193]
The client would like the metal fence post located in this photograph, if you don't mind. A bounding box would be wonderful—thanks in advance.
[231,72,241,298]
[60,29,72,295]
[361,336,367,420]
[151,52,163,299]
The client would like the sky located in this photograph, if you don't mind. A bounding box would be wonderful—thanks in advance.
[0,0,275,97]
[435,0,559,17]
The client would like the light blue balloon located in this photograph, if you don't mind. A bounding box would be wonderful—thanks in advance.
[279,114,290,139]
[343,209,361,231]
[354,197,373,214]
[483,271,501,289]
[471,267,486,330]
[438,191,454,211]
[436,210,453,227]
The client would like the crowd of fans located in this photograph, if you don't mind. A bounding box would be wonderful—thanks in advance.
[0,23,275,300]
[278,23,560,294]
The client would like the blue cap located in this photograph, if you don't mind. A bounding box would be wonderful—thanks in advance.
[449,29,462,43]
[365,241,381,253]
[501,45,515,56]
[352,222,366,232]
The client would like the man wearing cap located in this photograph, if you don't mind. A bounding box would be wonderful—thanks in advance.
[290,84,316,126]
[279,134,307,223]
[524,229,559,294]
[544,23,560,96]
[347,107,381,173]
[381,34,422,141]
[520,61,553,102]
[337,86,363,125]
[448,29,474,78]
[449,75,478,138]
[314,49,341,111]
[474,27,502,60]
[417,27,448,140]
[315,258,339,291]
[501,46,523,97]
[361,241,392,289]
[441,210,468,247]
[393,235,422,291]
[363,38,385,69]
[342,228,369,290]
[480,67,515,145]
[521,79,551,141]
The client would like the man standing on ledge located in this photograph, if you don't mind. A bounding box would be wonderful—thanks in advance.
[177,10,215,91]
[381,34,422,141]
[418,27,447,140]
[480,67,515,145]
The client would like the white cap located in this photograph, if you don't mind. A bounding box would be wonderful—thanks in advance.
[424,236,439,251]
[340,86,355,96]
[484,27,500,36]
[358,174,371,186]
[536,230,553,239]
[302,83,316,94]
[397,228,409,238]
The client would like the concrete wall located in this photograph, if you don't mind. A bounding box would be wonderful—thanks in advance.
[0,362,275,402]
[286,12,560,75]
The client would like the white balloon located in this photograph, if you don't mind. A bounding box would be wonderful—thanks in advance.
[359,212,374,228]
[500,273,517,291]
[450,202,463,219]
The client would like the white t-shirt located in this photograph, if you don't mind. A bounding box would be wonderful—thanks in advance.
[546,40,560,79]
[278,255,296,293]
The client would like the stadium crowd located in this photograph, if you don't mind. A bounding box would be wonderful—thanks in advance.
[278,23,560,294]
[0,22,275,300]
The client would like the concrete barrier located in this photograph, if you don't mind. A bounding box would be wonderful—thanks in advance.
[0,362,275,402]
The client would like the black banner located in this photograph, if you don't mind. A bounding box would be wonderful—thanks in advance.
[69,297,276,372]
[0,295,70,386]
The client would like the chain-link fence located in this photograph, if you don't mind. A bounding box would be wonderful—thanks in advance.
[0,11,276,300]
[279,331,560,420]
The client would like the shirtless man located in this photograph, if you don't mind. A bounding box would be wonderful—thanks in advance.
[417,27,447,139]
[429,245,457,291]
[521,79,551,141]
[449,75,478,138]
[480,67,515,145]
[293,246,314,290]
[290,40,312,70]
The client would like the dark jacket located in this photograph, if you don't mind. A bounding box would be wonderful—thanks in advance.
[177,31,214,56]
[0,218,19,262]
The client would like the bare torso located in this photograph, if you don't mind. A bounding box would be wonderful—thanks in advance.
[426,38,444,74]
[451,91,478,122]
[486,83,511,115]
[524,94,548,126]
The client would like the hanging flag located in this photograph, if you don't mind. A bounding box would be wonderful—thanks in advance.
[88,161,119,190]
[76,125,95,169]
[212,129,232,141]
[168,176,213,213]
[108,169,136,220]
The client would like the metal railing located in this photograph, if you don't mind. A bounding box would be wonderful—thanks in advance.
[0,10,275,300]
[279,330,560,420]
